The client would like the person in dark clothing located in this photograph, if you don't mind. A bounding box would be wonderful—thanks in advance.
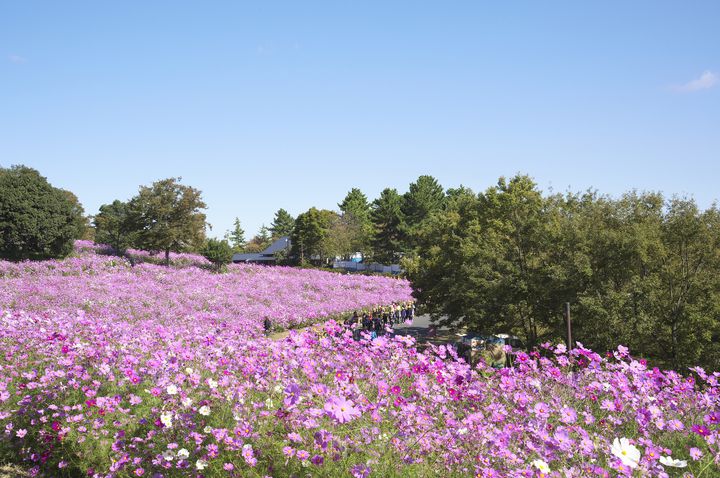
[263,317,272,335]
[372,315,382,336]
[362,313,372,330]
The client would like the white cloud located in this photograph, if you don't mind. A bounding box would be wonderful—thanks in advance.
[674,71,718,92]
[8,54,27,64]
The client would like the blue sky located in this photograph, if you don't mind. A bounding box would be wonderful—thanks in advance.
[2,1,719,238]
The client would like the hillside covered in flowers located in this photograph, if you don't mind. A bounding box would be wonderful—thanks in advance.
[0,245,718,477]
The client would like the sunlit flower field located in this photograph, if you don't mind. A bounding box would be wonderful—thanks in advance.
[0,244,718,477]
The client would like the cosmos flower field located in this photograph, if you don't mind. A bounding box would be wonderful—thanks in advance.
[0,244,718,477]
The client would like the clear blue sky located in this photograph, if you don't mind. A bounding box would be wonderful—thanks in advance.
[2,1,718,238]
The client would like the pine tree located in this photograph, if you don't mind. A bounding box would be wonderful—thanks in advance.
[371,188,405,264]
[225,217,246,252]
[269,209,295,238]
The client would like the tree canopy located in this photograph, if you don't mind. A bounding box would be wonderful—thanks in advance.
[0,165,85,261]
[371,188,406,264]
[94,199,135,255]
[269,209,295,238]
[127,178,207,265]
[291,208,334,264]
[402,175,445,248]
[202,238,234,271]
[407,174,720,369]
[225,217,246,252]
[339,188,373,253]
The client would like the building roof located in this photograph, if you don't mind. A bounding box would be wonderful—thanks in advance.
[231,236,291,263]
[262,236,291,254]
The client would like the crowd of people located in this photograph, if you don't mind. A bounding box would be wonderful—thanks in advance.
[343,301,416,339]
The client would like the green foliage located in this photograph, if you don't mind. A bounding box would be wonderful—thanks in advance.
[245,225,272,253]
[319,212,364,260]
[269,208,295,238]
[202,238,234,271]
[408,174,720,369]
[127,177,207,265]
[225,217,246,252]
[94,200,135,255]
[401,175,445,248]
[370,188,406,264]
[338,188,373,253]
[0,165,85,261]
[290,208,334,264]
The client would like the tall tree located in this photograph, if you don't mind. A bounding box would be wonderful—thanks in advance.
[0,165,85,261]
[408,175,561,347]
[269,209,295,238]
[338,188,373,253]
[127,177,207,265]
[371,188,406,264]
[94,200,135,255]
[290,208,333,264]
[402,175,445,248]
[225,217,246,252]
[320,212,364,260]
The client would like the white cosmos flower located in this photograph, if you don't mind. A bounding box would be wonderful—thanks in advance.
[531,459,551,473]
[161,450,174,461]
[182,397,193,407]
[159,411,173,428]
[208,379,218,389]
[204,425,212,433]
[198,405,211,416]
[611,437,641,469]
[196,459,207,470]
[166,385,178,395]
[185,367,194,374]
[659,456,687,468]
[177,448,190,459]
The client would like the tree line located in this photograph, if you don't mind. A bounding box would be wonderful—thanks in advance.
[207,175,448,267]
[404,175,720,370]
[3,165,719,369]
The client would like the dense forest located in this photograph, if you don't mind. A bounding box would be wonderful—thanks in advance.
[404,175,720,370]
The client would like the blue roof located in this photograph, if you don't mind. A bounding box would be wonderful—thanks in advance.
[262,236,291,254]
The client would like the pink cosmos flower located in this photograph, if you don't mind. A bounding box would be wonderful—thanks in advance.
[533,402,550,419]
[689,447,703,460]
[560,407,577,424]
[324,396,361,424]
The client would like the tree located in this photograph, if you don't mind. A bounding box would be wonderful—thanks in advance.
[319,212,364,260]
[0,165,85,261]
[408,175,563,347]
[127,177,207,265]
[371,188,406,264]
[225,217,246,252]
[290,208,333,265]
[244,225,272,253]
[269,209,295,238]
[402,175,445,248]
[94,200,135,255]
[202,238,234,272]
[338,188,373,253]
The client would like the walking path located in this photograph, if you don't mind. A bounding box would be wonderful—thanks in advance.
[270,314,462,348]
